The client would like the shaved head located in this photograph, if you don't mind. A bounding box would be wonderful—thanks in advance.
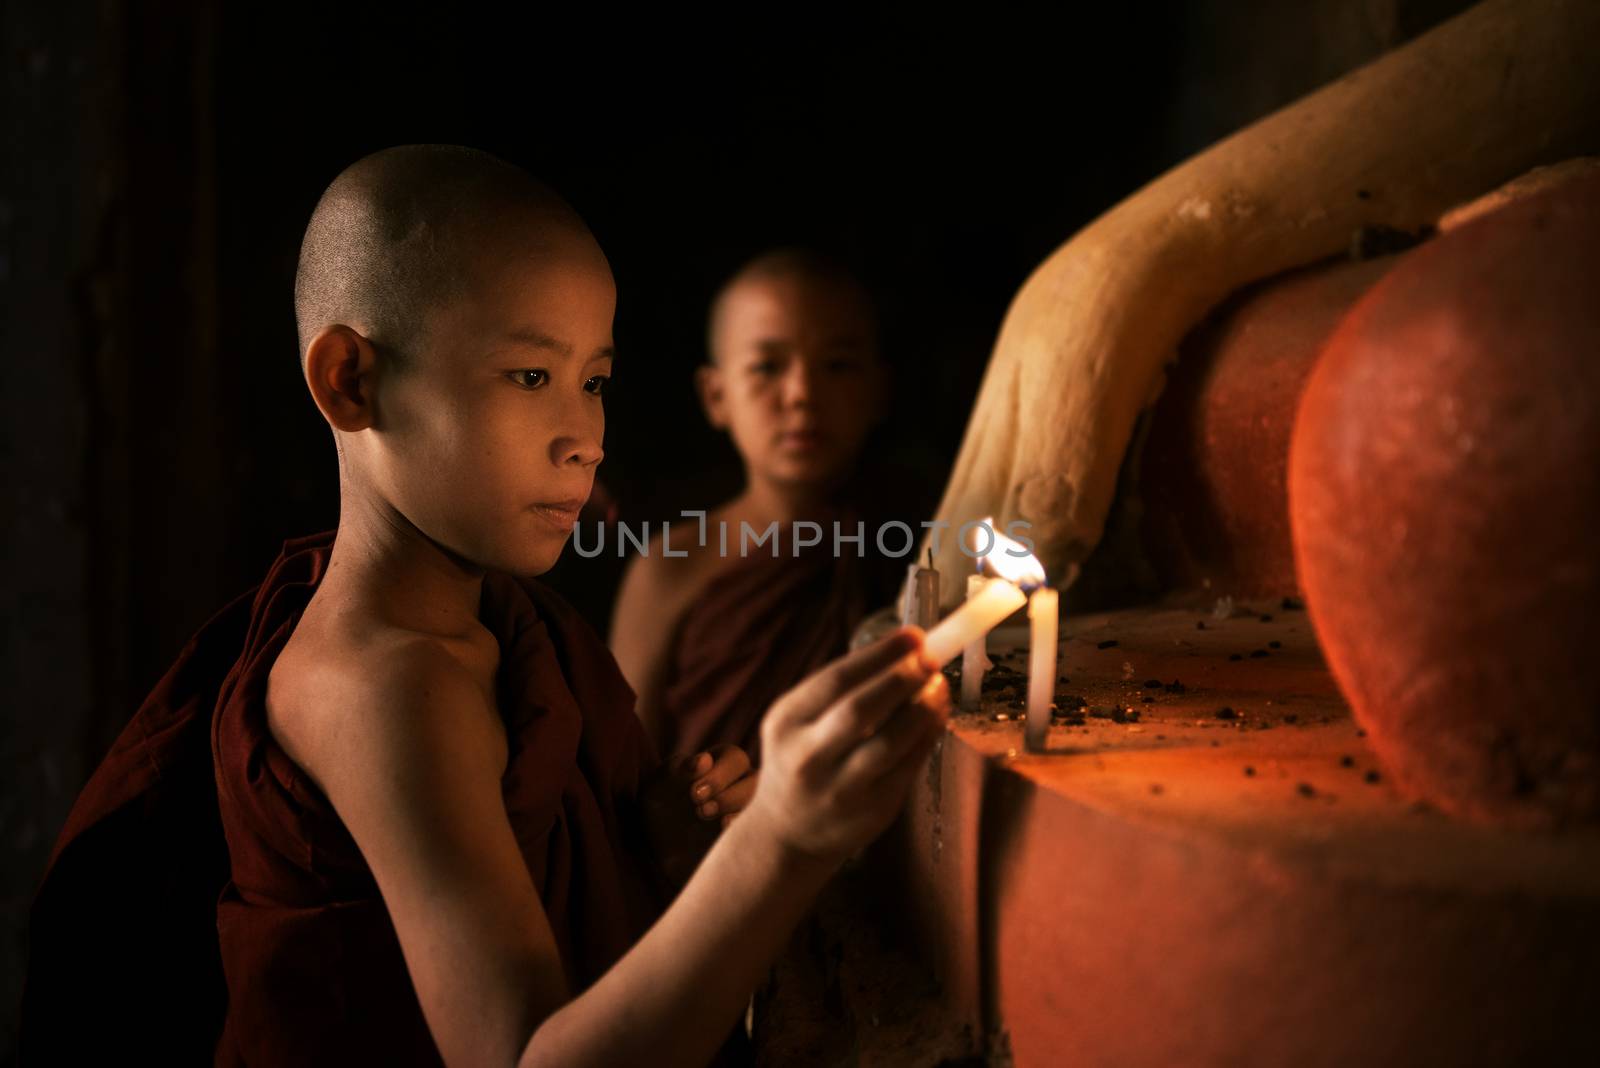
[294,144,586,366]
[708,248,876,364]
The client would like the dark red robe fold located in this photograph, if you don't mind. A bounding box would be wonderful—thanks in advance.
[22,590,246,1065]
[655,532,902,764]
[24,531,666,1066]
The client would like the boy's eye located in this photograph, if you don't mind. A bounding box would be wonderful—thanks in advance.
[749,360,781,377]
[584,375,609,396]
[508,369,548,390]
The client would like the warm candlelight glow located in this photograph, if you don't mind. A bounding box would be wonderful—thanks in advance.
[957,518,1059,749]
[980,521,1047,590]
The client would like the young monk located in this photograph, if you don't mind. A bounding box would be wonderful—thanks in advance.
[23,146,948,1067]
[611,250,907,766]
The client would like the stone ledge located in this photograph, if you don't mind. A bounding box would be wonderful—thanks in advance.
[876,600,1600,1066]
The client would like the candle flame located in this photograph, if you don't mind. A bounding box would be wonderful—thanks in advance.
[976,517,1047,589]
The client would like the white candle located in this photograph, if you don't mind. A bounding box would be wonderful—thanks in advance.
[922,578,1027,667]
[1026,587,1059,751]
[961,574,994,709]
[900,562,940,630]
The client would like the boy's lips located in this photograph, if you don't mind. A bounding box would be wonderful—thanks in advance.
[777,428,828,451]
[530,497,586,531]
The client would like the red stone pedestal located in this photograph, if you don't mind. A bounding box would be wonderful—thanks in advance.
[874,603,1600,1066]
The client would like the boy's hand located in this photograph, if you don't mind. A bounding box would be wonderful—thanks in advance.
[642,746,756,889]
[744,628,949,861]
[680,746,757,825]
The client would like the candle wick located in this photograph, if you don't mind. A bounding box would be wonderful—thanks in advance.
[927,546,934,569]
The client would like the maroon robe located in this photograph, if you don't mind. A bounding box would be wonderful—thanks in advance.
[24,531,666,1066]
[655,528,902,764]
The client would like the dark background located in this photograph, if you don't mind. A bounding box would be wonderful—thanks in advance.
[1,0,1469,1059]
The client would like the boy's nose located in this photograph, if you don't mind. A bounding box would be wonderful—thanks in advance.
[551,434,604,468]
[782,360,815,408]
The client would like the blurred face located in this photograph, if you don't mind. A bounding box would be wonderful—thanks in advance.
[363,219,615,576]
[699,272,884,490]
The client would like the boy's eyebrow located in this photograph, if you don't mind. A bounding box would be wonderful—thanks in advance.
[500,328,616,361]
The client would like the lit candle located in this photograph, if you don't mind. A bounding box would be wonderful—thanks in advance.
[967,520,1056,751]
[922,578,1027,666]
[961,574,994,709]
[1026,587,1059,751]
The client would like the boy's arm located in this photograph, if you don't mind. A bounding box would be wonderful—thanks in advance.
[289,639,568,1067]
[527,631,944,1067]
[297,630,943,1068]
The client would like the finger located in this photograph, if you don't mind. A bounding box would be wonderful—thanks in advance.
[805,652,935,764]
[673,751,714,783]
[710,774,757,816]
[836,704,930,784]
[914,669,953,719]
[859,701,947,804]
[771,628,923,729]
[836,676,949,785]
[691,746,752,803]
[695,771,757,820]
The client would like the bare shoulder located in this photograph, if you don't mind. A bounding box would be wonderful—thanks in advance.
[264,613,563,1052]
[630,518,719,592]
[615,509,743,613]
[268,618,507,800]
[612,524,706,642]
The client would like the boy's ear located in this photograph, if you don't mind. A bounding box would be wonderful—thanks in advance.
[304,324,380,433]
[695,362,729,430]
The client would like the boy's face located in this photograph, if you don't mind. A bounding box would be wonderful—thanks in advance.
[699,273,884,491]
[366,222,615,577]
